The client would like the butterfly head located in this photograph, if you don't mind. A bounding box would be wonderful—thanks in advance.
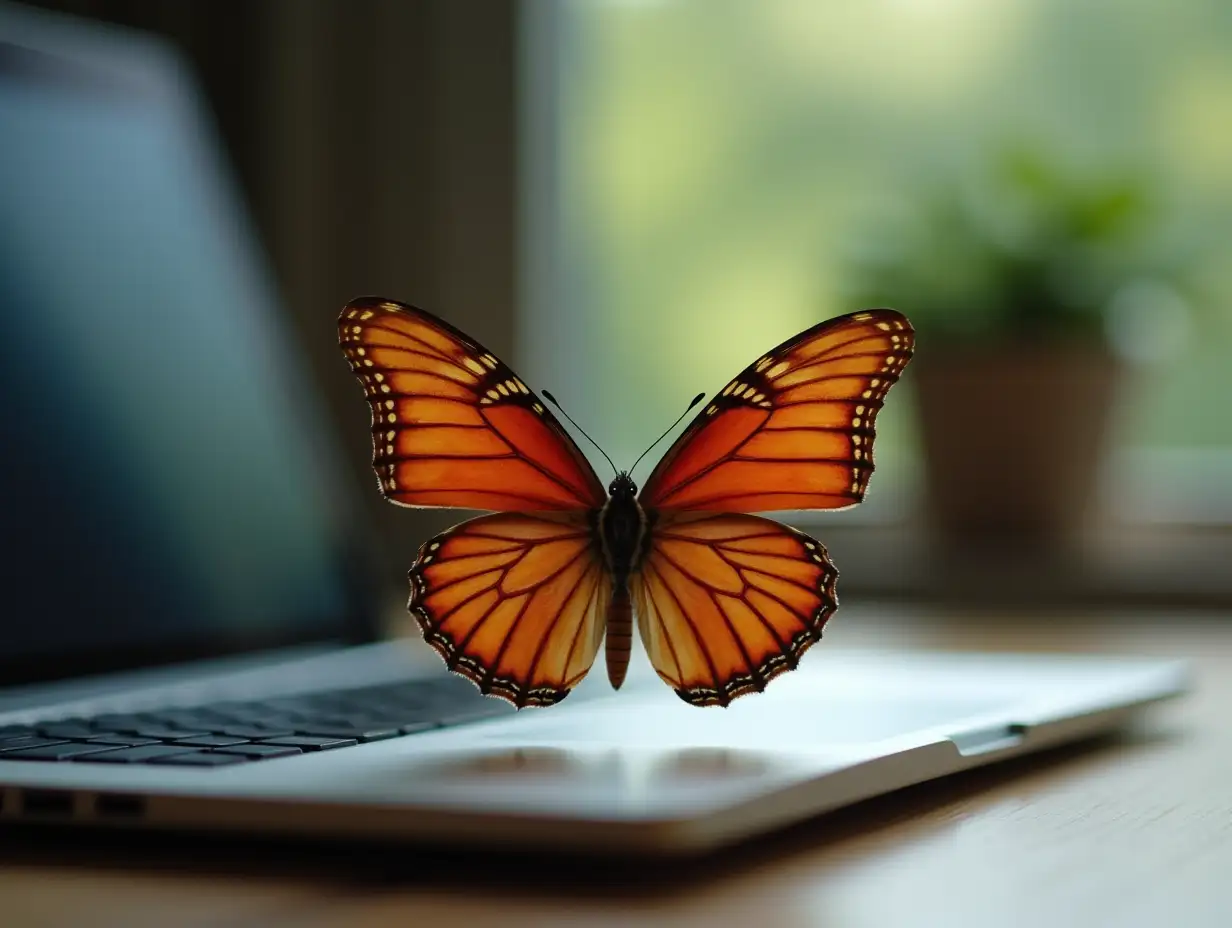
[608,472,638,501]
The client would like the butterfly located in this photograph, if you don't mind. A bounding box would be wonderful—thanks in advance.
[339,298,913,708]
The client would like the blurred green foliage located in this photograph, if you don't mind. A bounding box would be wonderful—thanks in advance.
[842,146,1181,346]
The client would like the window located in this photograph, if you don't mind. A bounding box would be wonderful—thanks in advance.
[519,0,1232,605]
[521,0,1231,558]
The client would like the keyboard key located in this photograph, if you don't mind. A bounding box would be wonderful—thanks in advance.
[209,705,297,724]
[89,714,162,733]
[259,697,321,715]
[87,736,162,747]
[173,735,251,748]
[144,710,229,727]
[0,737,70,753]
[150,752,246,767]
[397,721,438,735]
[37,723,99,739]
[75,745,201,764]
[1,742,125,761]
[258,736,357,751]
[293,725,400,742]
[213,744,303,759]
[219,726,295,739]
[0,725,37,739]
[132,728,212,740]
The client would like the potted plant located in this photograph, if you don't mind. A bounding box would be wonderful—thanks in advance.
[842,146,1187,553]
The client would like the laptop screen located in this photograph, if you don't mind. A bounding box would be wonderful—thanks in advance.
[0,15,378,686]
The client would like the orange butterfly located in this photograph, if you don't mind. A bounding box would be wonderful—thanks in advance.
[339,298,913,708]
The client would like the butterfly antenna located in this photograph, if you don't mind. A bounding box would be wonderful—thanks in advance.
[629,392,706,477]
[541,390,618,476]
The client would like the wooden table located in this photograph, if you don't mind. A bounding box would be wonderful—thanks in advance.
[3,606,1229,927]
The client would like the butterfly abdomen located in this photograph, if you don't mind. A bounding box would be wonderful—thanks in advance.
[605,585,634,689]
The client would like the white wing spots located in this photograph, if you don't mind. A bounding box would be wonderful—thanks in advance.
[355,347,366,356]
[359,310,374,320]
[385,399,395,409]
[880,351,909,376]
[855,404,865,416]
[385,430,396,440]
[532,402,545,414]
[481,354,498,370]
[706,404,718,415]
[380,384,391,394]
[479,377,531,405]
[766,361,789,379]
[721,379,773,409]
[463,357,486,376]
[351,325,362,335]
[754,356,773,373]
[373,372,385,382]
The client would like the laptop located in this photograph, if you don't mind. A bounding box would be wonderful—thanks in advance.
[0,3,1187,855]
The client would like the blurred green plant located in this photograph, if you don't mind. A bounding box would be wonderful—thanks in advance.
[842,146,1183,348]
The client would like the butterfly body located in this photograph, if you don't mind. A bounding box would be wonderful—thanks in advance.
[339,297,913,708]
[595,472,649,689]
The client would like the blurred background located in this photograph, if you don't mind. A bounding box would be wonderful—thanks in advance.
[15,0,1232,616]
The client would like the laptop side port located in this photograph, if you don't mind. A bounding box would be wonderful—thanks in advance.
[94,793,146,820]
[21,789,75,818]
[950,722,1029,757]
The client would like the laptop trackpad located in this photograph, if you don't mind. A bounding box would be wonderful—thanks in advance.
[481,689,1013,751]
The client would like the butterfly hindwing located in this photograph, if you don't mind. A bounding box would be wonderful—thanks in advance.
[339,297,605,511]
[632,512,838,707]
[410,511,611,707]
[639,309,914,512]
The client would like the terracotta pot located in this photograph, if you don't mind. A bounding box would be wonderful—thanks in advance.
[912,342,1126,552]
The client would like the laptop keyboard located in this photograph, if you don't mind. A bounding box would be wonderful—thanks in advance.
[0,676,514,767]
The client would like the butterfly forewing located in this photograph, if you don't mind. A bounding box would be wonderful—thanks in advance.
[410,511,611,707]
[639,309,914,512]
[632,512,838,707]
[339,298,605,511]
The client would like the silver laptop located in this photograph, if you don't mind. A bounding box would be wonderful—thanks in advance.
[0,3,1187,855]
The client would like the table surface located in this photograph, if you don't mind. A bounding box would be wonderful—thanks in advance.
[3,606,1229,928]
